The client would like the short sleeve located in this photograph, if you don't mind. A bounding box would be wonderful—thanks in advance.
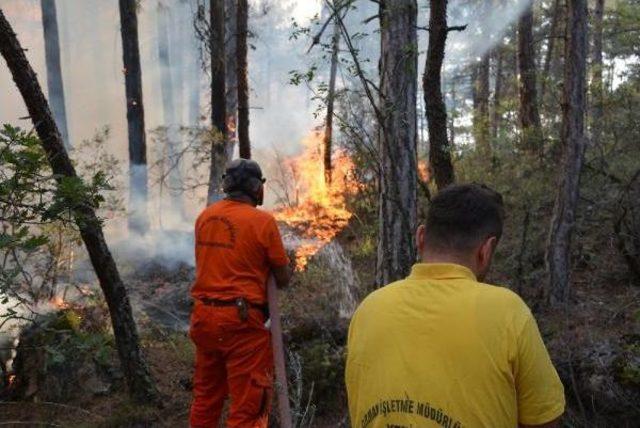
[262,217,289,268]
[514,314,565,425]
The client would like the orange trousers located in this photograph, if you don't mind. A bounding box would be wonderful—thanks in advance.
[189,302,273,428]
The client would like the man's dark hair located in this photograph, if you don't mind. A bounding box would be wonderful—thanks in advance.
[424,184,505,253]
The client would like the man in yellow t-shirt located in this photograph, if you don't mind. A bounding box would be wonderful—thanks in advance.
[346,184,565,428]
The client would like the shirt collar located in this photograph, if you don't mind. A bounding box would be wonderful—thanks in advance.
[408,263,477,281]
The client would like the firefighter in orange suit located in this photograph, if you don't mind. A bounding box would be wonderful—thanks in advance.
[189,159,291,428]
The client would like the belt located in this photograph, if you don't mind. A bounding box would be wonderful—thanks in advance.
[197,297,267,321]
[198,297,265,310]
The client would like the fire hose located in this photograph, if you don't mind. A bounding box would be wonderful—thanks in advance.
[267,275,293,428]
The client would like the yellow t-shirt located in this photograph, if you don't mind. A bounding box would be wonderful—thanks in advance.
[346,263,565,428]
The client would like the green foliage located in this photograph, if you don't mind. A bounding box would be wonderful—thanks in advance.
[289,65,318,86]
[606,0,640,59]
[0,125,115,313]
[292,338,346,415]
[40,309,115,372]
[616,338,640,387]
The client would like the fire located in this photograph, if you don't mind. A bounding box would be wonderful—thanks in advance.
[50,296,69,310]
[227,116,238,139]
[273,131,358,270]
[418,159,430,183]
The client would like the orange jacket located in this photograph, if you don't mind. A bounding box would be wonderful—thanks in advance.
[191,199,289,305]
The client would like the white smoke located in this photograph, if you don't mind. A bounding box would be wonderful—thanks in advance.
[444,0,533,66]
[0,0,535,273]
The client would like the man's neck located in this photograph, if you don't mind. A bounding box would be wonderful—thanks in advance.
[225,194,256,206]
[421,253,476,274]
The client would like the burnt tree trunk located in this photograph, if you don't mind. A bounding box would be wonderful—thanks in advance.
[118,0,149,235]
[424,0,455,190]
[377,0,418,286]
[517,3,543,153]
[237,0,251,159]
[546,0,588,304]
[40,0,70,149]
[591,0,604,149]
[225,0,238,148]
[0,9,157,403]
[541,0,561,101]
[473,55,491,159]
[207,0,227,204]
[324,6,341,184]
[518,5,542,153]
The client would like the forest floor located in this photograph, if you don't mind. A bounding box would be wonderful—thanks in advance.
[1,220,639,427]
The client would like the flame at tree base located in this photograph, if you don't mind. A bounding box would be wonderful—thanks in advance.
[272,131,358,270]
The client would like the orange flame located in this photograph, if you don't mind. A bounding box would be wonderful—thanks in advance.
[50,296,69,310]
[227,116,237,137]
[418,159,430,183]
[273,131,358,270]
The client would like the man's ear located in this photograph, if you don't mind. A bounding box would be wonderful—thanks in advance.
[416,225,426,258]
[478,236,497,266]
[255,184,265,206]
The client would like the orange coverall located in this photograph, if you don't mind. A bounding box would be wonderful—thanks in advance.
[190,199,289,428]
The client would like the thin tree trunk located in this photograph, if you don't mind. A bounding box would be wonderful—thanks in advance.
[541,0,561,101]
[424,0,455,190]
[157,3,184,218]
[40,0,70,149]
[377,0,418,286]
[591,0,604,149]
[171,2,185,129]
[225,0,238,147]
[449,77,456,147]
[208,0,227,204]
[518,3,543,154]
[237,0,250,159]
[473,55,491,158]
[492,45,503,140]
[546,0,588,304]
[0,9,157,403]
[188,33,201,127]
[118,0,149,235]
[324,8,341,184]
[187,0,201,127]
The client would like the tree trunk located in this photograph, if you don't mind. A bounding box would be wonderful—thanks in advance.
[0,9,158,403]
[324,8,341,185]
[225,0,238,147]
[492,45,503,140]
[207,0,227,205]
[591,0,604,149]
[517,3,543,153]
[40,0,70,149]
[171,2,185,129]
[237,0,251,159]
[376,0,418,286]
[156,3,184,219]
[449,77,456,147]
[546,0,588,304]
[118,0,149,235]
[424,0,455,190]
[473,55,491,158]
[541,0,561,101]
[188,0,201,128]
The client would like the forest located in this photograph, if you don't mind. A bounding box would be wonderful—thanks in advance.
[0,0,639,426]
